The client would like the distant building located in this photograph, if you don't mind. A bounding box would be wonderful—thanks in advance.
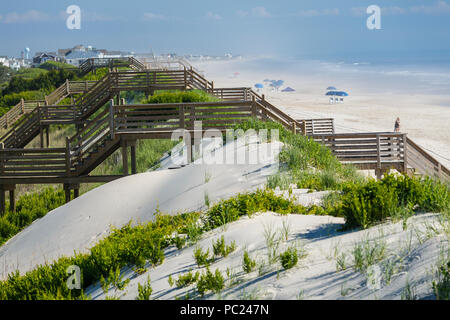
[65,49,103,67]
[33,53,58,66]
[1,56,31,70]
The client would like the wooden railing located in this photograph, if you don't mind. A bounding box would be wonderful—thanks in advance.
[113,100,253,134]
[0,108,41,149]
[0,147,67,178]
[312,132,407,170]
[68,106,112,171]
[297,118,335,135]
[78,57,147,75]
[405,137,450,180]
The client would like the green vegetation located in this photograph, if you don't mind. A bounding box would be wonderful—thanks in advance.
[0,212,199,300]
[242,250,257,273]
[433,260,450,300]
[143,89,218,104]
[174,270,200,288]
[234,119,362,192]
[340,174,450,229]
[193,247,213,267]
[280,247,299,270]
[196,268,225,297]
[136,276,153,300]
[0,188,66,246]
[212,236,236,258]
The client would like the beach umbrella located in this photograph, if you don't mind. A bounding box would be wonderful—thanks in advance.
[335,91,349,97]
[327,86,337,91]
[254,83,264,89]
[326,91,337,96]
[282,87,295,92]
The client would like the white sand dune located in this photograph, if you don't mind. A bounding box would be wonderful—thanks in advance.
[0,136,282,279]
[87,207,447,300]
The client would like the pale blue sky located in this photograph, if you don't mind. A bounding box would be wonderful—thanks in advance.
[1,0,450,61]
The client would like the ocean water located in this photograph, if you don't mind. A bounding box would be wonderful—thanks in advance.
[237,55,450,96]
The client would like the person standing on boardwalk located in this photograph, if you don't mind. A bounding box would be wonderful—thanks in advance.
[394,117,400,132]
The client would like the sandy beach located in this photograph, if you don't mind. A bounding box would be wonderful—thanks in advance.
[195,58,450,168]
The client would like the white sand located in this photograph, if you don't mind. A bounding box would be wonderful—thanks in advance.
[195,58,450,168]
[87,204,448,300]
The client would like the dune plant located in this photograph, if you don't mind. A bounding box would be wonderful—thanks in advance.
[193,247,213,267]
[280,246,299,270]
[136,276,152,300]
[196,268,225,297]
[242,250,257,274]
[212,236,236,258]
[175,270,200,288]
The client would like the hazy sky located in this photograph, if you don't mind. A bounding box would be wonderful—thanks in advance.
[1,0,450,60]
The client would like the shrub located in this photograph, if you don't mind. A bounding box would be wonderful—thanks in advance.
[280,247,299,270]
[341,174,450,229]
[196,268,224,296]
[433,260,450,300]
[0,212,198,300]
[204,189,305,230]
[212,236,236,258]
[193,247,213,267]
[136,276,152,300]
[175,270,200,288]
[143,90,217,104]
[242,250,257,273]
[0,188,66,246]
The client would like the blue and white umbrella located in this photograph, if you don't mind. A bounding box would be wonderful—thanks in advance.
[255,83,264,89]
[327,86,337,91]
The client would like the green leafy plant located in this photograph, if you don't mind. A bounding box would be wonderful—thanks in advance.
[212,236,236,258]
[280,247,299,270]
[196,268,224,297]
[242,250,257,273]
[136,276,152,300]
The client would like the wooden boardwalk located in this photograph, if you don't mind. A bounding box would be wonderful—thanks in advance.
[0,63,448,213]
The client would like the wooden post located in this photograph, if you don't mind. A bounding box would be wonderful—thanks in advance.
[376,134,381,170]
[122,141,129,176]
[64,184,71,203]
[65,137,71,177]
[292,122,297,134]
[110,100,115,140]
[184,67,187,89]
[179,105,185,129]
[130,143,137,174]
[252,96,257,117]
[9,189,15,213]
[0,186,4,215]
[66,79,70,95]
[45,126,50,147]
[402,134,408,174]
[74,188,79,199]
[21,98,25,114]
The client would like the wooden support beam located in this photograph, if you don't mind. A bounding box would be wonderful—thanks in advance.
[74,188,79,199]
[130,144,137,174]
[9,189,15,213]
[0,187,5,215]
[46,126,50,147]
[122,144,129,176]
[64,184,71,203]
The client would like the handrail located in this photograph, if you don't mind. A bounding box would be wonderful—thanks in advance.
[405,137,450,180]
